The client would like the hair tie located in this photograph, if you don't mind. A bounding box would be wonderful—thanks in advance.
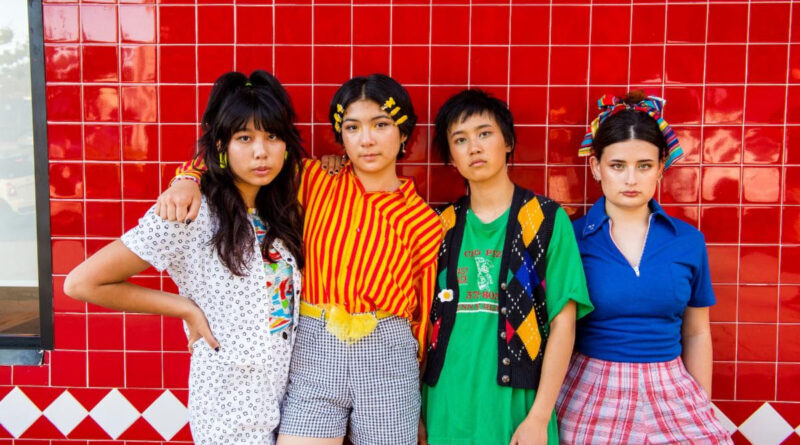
[245,81,253,87]
[579,94,683,170]
[333,103,344,133]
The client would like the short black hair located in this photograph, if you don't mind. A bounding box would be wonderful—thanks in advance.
[592,91,669,160]
[329,74,416,160]
[433,89,516,164]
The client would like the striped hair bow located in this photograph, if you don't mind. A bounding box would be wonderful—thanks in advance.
[578,94,684,170]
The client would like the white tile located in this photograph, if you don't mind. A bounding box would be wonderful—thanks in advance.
[0,387,42,438]
[739,403,793,445]
[711,403,738,435]
[89,389,140,440]
[141,390,188,441]
[42,390,88,436]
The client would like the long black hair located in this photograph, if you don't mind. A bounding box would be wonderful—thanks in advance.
[593,90,669,161]
[199,70,306,275]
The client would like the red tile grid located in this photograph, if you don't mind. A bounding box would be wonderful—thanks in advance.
[14,0,799,443]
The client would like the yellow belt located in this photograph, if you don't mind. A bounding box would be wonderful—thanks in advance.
[300,301,392,344]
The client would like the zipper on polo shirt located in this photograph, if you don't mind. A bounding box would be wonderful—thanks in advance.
[608,214,653,277]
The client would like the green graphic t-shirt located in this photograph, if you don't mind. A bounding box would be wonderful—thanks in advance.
[422,207,592,445]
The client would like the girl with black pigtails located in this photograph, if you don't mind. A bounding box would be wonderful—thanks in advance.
[64,70,305,444]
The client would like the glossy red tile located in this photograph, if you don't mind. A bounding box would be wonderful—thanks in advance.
[119,4,155,43]
[743,127,782,165]
[235,46,272,78]
[663,86,702,124]
[745,85,786,124]
[50,350,87,387]
[158,6,195,44]
[672,126,700,164]
[48,124,82,161]
[742,167,780,204]
[547,166,583,204]
[120,45,156,83]
[84,162,121,200]
[87,313,123,351]
[470,46,508,86]
[513,127,546,164]
[162,316,188,352]
[313,46,350,85]
[707,245,739,283]
[314,5,350,45]
[740,206,780,244]
[547,46,587,85]
[43,5,79,42]
[700,206,739,244]
[546,127,582,165]
[124,314,162,351]
[704,87,744,125]
[160,125,198,162]
[548,87,586,125]
[49,163,84,199]
[45,45,80,82]
[708,4,748,43]
[85,201,122,238]
[738,323,777,362]
[551,6,589,45]
[748,45,789,84]
[197,5,234,44]
[660,166,699,204]
[590,47,629,85]
[46,85,82,122]
[353,46,390,79]
[12,364,50,386]
[736,362,776,400]
[777,364,800,401]
[710,323,736,361]
[471,5,509,45]
[779,285,800,323]
[84,124,120,161]
[163,352,190,388]
[749,3,791,43]
[159,86,196,124]
[778,324,800,362]
[125,352,162,388]
[80,5,117,43]
[429,165,466,204]
[629,46,663,85]
[701,127,740,164]
[711,362,735,400]
[431,46,469,85]
[590,6,630,44]
[739,285,778,324]
[122,163,160,200]
[705,44,747,84]
[83,86,120,122]
[88,351,124,388]
[354,6,390,45]
[701,166,740,204]
[51,201,84,238]
[275,6,311,44]
[274,46,311,84]
[122,124,158,161]
[393,6,430,45]
[782,246,800,284]
[159,45,196,84]
[666,4,705,44]
[709,284,736,323]
[54,313,87,350]
[740,246,779,284]
[664,45,704,84]
[510,5,549,45]
[391,46,429,86]
[509,46,548,85]
[631,5,665,44]
[236,5,273,45]
[508,87,547,124]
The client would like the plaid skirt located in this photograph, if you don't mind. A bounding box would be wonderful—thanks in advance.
[556,353,732,444]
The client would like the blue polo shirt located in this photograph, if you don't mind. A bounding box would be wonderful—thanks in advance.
[573,197,715,363]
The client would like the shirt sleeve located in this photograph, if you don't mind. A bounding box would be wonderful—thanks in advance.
[688,235,716,307]
[544,207,594,323]
[120,204,192,273]
[174,157,206,181]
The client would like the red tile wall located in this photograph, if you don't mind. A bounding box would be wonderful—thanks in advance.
[4,0,798,443]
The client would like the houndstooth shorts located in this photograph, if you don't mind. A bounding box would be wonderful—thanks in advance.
[279,314,420,445]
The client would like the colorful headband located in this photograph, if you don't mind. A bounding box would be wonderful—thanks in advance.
[579,95,684,170]
[333,103,344,133]
[381,97,408,126]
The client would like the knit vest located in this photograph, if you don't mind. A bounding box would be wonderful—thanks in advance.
[422,185,560,389]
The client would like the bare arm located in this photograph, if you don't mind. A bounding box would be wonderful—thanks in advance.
[64,240,219,352]
[510,300,576,445]
[681,306,713,396]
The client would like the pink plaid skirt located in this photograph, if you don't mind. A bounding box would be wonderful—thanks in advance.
[556,353,732,444]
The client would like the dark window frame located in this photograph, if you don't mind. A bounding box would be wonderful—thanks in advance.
[0,0,53,350]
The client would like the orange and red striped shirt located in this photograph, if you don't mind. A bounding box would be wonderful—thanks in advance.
[176,158,442,359]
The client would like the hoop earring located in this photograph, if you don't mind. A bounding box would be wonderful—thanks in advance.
[219,152,228,169]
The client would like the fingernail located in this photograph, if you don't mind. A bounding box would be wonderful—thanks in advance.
[185,218,192,225]
[214,347,220,352]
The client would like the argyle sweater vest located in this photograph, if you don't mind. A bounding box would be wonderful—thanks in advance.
[422,185,560,389]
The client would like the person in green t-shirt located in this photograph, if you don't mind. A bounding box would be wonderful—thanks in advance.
[419,90,594,445]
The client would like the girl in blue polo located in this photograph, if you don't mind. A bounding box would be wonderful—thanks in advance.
[556,92,731,444]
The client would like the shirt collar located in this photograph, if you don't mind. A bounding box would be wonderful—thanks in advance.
[581,196,678,237]
[343,162,416,201]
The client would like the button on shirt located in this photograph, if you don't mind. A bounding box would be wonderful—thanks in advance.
[573,197,716,363]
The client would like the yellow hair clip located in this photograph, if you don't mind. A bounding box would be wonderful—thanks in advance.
[382,97,396,110]
[395,115,408,126]
[334,122,341,133]
[390,107,401,116]
[334,113,342,123]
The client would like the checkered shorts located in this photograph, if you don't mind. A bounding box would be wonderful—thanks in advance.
[279,315,420,445]
[556,353,732,444]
